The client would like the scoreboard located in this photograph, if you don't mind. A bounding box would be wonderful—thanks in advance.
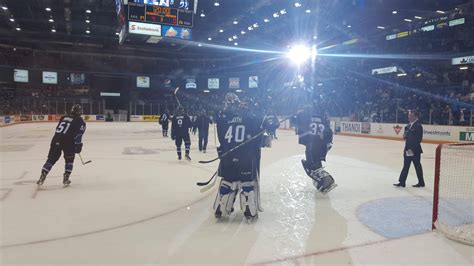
[126,0,194,11]
[128,2,193,28]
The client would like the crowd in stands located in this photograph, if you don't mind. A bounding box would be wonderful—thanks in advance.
[1,62,472,126]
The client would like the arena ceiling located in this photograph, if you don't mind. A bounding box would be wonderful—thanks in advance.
[0,0,471,59]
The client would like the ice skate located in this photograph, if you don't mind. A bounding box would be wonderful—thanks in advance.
[215,206,223,219]
[36,172,47,186]
[63,173,71,186]
[244,207,258,223]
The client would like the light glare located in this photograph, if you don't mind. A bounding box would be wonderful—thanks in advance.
[287,45,314,65]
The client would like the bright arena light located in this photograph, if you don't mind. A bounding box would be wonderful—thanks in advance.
[287,44,314,65]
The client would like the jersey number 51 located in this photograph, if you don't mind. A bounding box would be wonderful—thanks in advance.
[56,122,71,134]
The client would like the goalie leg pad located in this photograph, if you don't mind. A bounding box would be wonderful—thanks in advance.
[239,181,258,218]
[213,180,238,217]
[310,168,336,192]
[301,159,322,177]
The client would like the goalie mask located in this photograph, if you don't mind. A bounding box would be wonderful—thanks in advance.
[224,92,241,112]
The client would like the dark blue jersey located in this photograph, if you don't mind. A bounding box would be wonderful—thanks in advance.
[171,114,191,137]
[216,110,263,158]
[52,115,86,144]
[295,110,332,146]
[159,113,169,125]
[216,108,263,181]
[263,115,280,131]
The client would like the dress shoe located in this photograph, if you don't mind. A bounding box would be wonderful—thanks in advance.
[393,183,406,187]
[412,183,425,188]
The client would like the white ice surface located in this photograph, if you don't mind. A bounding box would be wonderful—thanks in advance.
[0,122,472,265]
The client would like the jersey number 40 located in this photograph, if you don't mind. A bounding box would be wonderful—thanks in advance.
[56,122,71,134]
[225,125,246,143]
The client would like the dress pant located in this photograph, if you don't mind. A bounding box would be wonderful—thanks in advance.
[198,131,209,151]
[398,153,424,185]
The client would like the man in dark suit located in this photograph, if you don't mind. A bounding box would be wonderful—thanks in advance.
[196,109,213,153]
[394,110,425,188]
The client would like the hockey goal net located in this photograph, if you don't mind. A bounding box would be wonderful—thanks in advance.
[432,143,474,246]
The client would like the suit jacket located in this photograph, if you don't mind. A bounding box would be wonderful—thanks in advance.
[403,120,423,155]
[196,115,212,133]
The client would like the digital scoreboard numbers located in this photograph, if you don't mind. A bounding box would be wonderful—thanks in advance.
[128,3,193,27]
[127,0,194,12]
[146,6,177,25]
[128,4,145,21]
[177,10,192,27]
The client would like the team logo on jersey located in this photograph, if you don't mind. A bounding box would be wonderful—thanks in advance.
[393,125,403,135]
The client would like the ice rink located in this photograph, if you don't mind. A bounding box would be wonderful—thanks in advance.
[1,122,472,265]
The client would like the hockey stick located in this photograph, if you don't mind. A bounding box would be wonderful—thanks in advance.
[196,170,217,186]
[256,171,264,212]
[78,153,92,165]
[173,87,182,107]
[213,123,217,148]
[198,115,293,164]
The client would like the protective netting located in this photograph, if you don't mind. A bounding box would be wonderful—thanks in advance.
[434,143,474,246]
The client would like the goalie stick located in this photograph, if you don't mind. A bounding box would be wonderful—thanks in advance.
[198,115,293,164]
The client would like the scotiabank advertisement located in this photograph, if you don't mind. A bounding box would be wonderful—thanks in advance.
[129,21,161,36]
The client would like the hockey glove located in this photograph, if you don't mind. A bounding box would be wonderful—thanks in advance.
[327,143,332,152]
[75,143,83,154]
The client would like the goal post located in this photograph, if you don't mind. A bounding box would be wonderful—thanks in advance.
[432,143,474,246]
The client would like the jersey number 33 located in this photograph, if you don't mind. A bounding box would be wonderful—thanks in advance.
[310,122,325,139]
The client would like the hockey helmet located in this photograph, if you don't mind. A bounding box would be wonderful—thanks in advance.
[176,106,185,114]
[70,104,83,117]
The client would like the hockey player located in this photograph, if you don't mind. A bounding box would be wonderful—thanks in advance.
[196,109,213,153]
[37,104,86,186]
[213,93,264,221]
[295,97,336,193]
[263,111,280,139]
[159,109,170,137]
[171,106,192,160]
